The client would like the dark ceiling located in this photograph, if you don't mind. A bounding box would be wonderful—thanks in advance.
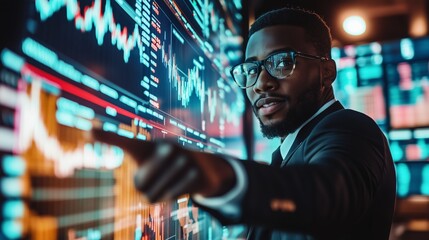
[251,0,429,47]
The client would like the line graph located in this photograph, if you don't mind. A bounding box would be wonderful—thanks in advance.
[35,0,143,63]
[160,28,244,131]
[169,53,206,112]
[0,0,246,239]
[32,0,245,139]
[16,71,124,177]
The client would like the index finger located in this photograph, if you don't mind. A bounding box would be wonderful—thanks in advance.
[90,127,157,159]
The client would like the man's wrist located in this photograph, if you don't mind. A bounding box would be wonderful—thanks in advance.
[192,157,247,219]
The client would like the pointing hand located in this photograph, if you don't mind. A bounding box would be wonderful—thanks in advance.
[91,128,236,203]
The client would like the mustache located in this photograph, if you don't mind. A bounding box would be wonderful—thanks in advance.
[252,94,289,109]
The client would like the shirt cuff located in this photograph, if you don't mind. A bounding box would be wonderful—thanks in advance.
[192,157,247,220]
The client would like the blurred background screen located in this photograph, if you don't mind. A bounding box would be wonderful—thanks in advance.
[330,36,429,198]
[0,0,246,239]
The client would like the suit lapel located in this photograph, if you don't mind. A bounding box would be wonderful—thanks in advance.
[280,101,344,167]
[252,103,344,240]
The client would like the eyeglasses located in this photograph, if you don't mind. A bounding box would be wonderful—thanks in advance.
[230,49,329,89]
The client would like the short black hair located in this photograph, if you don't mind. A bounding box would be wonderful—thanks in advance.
[248,7,332,58]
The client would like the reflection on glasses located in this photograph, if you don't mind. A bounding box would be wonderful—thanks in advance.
[230,49,329,89]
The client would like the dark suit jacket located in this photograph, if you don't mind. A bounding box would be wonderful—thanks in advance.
[198,101,396,240]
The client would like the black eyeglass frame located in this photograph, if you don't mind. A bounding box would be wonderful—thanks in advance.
[230,50,330,89]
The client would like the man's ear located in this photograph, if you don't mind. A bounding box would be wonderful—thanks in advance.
[321,59,337,87]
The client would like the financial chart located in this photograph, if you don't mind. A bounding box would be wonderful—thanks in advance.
[0,0,245,239]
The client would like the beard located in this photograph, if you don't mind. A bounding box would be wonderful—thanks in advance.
[254,85,322,139]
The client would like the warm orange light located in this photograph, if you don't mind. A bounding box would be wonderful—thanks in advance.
[410,16,427,37]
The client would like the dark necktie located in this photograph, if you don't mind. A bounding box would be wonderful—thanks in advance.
[271,147,283,168]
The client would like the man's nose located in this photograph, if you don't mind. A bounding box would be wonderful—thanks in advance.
[252,67,278,93]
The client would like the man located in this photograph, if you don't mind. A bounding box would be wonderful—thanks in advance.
[93,7,396,239]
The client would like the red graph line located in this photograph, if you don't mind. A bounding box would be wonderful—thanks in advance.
[22,63,218,148]
[35,0,142,63]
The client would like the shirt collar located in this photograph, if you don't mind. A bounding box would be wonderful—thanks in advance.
[280,99,337,159]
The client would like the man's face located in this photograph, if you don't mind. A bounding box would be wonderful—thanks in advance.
[245,25,325,138]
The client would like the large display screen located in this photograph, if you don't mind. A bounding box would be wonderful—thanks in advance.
[331,42,388,131]
[332,36,429,198]
[383,37,429,129]
[0,0,246,239]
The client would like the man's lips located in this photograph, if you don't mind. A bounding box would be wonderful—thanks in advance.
[255,97,286,116]
[255,97,285,109]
